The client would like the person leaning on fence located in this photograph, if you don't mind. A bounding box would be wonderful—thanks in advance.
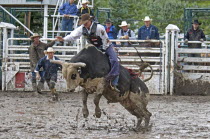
[138,16,159,47]
[56,13,120,93]
[117,21,136,47]
[28,33,56,95]
[59,0,78,32]
[184,20,206,57]
[104,19,118,45]
[77,0,94,17]
[35,47,62,101]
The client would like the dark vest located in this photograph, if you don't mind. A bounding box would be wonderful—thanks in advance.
[121,29,131,37]
[188,28,203,48]
[82,22,103,47]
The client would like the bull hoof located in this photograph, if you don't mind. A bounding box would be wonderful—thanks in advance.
[82,108,89,118]
[52,95,58,101]
[133,124,152,133]
[95,108,101,118]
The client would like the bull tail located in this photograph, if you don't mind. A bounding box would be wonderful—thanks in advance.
[137,62,154,82]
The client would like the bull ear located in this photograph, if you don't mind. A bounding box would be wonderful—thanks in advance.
[71,62,86,68]
[50,60,64,65]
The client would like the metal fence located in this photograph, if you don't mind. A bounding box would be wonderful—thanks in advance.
[2,38,165,94]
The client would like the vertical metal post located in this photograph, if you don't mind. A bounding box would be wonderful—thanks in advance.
[161,41,165,95]
[2,28,7,91]
[170,31,175,95]
[164,30,169,95]
[165,24,180,95]
[43,4,48,39]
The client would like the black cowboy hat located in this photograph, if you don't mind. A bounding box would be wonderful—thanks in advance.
[104,19,113,24]
[192,19,201,25]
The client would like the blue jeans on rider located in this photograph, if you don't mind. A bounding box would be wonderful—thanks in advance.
[112,75,119,86]
[61,17,74,31]
[105,45,120,85]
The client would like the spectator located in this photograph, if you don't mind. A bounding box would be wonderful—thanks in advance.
[185,19,206,50]
[77,0,94,17]
[117,21,135,47]
[28,33,56,94]
[35,47,62,101]
[104,19,117,45]
[59,0,78,31]
[138,16,160,63]
[138,16,159,40]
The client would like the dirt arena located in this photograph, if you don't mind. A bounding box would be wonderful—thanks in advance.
[0,91,210,139]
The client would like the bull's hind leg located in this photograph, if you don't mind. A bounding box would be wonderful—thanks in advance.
[120,93,152,132]
[82,90,89,118]
[93,93,102,118]
[133,106,152,131]
[130,93,152,131]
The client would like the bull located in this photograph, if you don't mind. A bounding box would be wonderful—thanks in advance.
[51,46,152,131]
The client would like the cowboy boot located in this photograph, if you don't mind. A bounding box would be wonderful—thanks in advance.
[32,83,37,92]
[51,88,58,101]
[37,82,45,94]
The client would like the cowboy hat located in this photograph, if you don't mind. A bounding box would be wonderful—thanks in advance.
[78,13,93,25]
[142,16,152,21]
[81,0,90,4]
[192,19,201,25]
[104,19,113,24]
[30,33,41,40]
[46,47,55,53]
[119,21,130,27]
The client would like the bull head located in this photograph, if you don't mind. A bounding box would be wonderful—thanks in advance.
[50,60,86,91]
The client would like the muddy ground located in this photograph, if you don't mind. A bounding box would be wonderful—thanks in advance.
[0,91,210,139]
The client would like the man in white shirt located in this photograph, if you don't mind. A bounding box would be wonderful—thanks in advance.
[56,13,120,92]
[117,21,136,47]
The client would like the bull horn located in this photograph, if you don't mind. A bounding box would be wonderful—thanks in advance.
[71,62,86,68]
[50,60,64,65]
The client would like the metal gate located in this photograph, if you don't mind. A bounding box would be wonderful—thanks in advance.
[166,24,210,95]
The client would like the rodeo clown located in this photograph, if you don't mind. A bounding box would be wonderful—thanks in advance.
[35,47,62,101]
[56,13,120,93]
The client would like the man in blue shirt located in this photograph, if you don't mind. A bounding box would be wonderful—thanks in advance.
[104,19,117,45]
[138,16,159,41]
[138,16,160,62]
[59,0,78,31]
[35,47,61,101]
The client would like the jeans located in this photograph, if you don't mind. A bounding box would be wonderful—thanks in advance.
[112,75,119,86]
[32,71,44,83]
[61,17,74,31]
[105,45,120,85]
[39,74,57,90]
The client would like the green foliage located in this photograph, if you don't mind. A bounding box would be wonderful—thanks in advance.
[94,0,210,34]
[3,0,210,35]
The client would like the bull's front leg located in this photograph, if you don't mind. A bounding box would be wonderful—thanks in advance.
[93,93,102,118]
[82,89,89,118]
